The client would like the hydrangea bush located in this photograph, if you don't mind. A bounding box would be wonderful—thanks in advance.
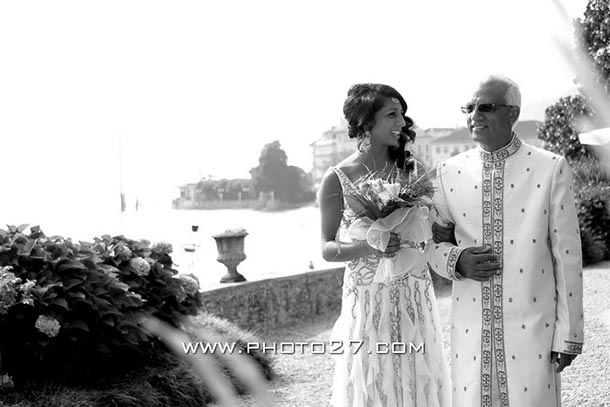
[571,158,610,266]
[0,225,202,379]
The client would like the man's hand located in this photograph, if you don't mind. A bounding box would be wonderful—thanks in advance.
[456,246,502,281]
[551,352,577,373]
[432,222,457,245]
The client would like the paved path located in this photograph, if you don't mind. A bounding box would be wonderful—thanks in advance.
[238,263,610,407]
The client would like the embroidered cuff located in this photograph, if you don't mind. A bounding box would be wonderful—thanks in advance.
[553,340,583,355]
[448,246,466,281]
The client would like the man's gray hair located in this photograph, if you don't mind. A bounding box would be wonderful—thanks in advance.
[485,73,521,107]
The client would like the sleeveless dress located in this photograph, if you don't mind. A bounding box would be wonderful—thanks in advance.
[329,167,451,407]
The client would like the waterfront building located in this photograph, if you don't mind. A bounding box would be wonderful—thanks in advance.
[310,121,355,185]
[311,120,543,183]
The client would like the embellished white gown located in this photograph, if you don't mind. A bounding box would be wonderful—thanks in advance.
[330,167,451,407]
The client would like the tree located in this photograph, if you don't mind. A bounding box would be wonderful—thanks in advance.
[538,0,610,265]
[537,0,610,160]
[250,141,314,203]
[579,0,610,96]
[249,141,287,196]
[537,95,593,160]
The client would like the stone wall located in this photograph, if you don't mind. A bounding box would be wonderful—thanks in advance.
[200,267,345,330]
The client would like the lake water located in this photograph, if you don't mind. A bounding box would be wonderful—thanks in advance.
[1,205,336,289]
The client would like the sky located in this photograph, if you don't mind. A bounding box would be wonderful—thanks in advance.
[0,0,590,216]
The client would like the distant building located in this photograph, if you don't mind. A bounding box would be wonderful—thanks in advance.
[410,127,456,169]
[174,183,200,209]
[310,120,544,184]
[310,122,356,185]
[414,120,544,168]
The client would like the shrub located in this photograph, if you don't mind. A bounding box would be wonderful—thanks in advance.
[571,159,610,266]
[0,316,276,407]
[0,225,202,380]
[0,350,207,407]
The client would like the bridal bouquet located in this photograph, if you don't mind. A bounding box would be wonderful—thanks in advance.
[345,167,436,282]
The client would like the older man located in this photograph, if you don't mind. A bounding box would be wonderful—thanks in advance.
[426,74,584,407]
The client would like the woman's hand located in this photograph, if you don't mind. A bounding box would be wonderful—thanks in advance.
[370,232,401,257]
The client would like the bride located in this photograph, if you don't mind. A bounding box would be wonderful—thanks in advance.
[319,83,451,406]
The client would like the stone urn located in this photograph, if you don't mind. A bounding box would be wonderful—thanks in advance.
[212,229,248,283]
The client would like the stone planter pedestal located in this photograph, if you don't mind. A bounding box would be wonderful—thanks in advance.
[212,232,248,283]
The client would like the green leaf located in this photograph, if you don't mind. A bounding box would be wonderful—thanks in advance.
[52,298,69,310]
[69,291,86,300]
[100,309,122,318]
[42,291,58,300]
[64,278,83,290]
[93,296,112,310]
[57,259,88,273]
[99,264,120,273]
[18,239,36,255]
[95,344,112,356]
[66,320,89,333]
[92,287,108,296]
[37,337,50,347]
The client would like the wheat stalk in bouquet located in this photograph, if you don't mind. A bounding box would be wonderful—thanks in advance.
[344,165,436,221]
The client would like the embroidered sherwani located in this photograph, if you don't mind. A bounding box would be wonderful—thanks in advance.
[426,135,584,407]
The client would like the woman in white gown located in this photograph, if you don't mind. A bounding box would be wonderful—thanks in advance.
[319,83,451,407]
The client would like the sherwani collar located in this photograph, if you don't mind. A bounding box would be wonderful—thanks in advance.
[478,133,522,162]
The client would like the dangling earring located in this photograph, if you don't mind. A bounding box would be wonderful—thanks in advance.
[358,131,372,153]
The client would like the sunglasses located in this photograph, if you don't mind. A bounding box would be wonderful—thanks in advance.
[460,103,516,114]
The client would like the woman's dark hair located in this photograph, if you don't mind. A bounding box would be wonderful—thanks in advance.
[343,83,416,171]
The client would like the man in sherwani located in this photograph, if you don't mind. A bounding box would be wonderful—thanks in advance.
[426,74,584,407]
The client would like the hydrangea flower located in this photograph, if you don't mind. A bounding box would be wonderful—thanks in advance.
[152,241,173,255]
[175,287,188,303]
[0,266,35,314]
[132,239,152,258]
[179,274,200,296]
[35,315,61,337]
[19,278,36,306]
[115,244,132,262]
[0,374,14,390]
[0,267,20,315]
[129,257,151,276]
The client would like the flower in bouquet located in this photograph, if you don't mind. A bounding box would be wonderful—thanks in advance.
[129,257,151,277]
[344,167,436,222]
[343,166,436,282]
[35,315,61,337]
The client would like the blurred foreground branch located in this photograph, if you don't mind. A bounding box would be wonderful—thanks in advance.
[142,317,275,407]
